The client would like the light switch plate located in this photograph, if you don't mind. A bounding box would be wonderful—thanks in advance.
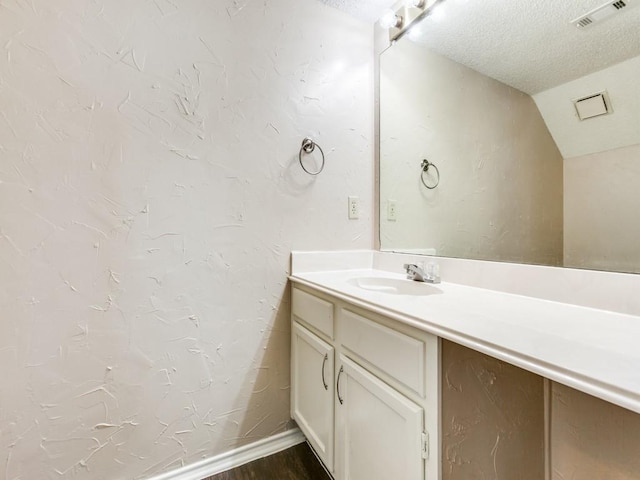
[348,196,359,220]
[387,199,397,221]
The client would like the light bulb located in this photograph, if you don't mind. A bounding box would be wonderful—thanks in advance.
[429,3,446,21]
[407,24,424,41]
[379,8,402,29]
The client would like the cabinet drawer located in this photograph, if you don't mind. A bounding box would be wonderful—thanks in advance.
[341,309,425,397]
[292,288,334,339]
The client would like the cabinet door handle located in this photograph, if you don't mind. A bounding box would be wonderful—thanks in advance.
[336,366,344,405]
[321,353,328,390]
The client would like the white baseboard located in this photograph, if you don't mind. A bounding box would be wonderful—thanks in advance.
[146,428,306,480]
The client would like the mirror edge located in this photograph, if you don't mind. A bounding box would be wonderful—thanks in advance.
[374,5,395,251]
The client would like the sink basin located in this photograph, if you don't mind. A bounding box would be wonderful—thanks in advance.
[347,277,443,296]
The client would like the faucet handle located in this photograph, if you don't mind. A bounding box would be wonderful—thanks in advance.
[403,263,418,280]
[426,262,441,283]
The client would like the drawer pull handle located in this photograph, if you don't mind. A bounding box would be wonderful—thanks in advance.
[321,353,329,390]
[337,366,344,405]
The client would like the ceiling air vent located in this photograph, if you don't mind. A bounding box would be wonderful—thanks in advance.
[571,0,634,29]
[574,92,612,121]
[577,17,593,27]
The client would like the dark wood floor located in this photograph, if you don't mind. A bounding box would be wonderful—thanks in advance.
[206,442,332,480]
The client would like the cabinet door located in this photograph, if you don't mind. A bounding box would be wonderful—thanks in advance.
[291,322,335,470]
[336,355,424,480]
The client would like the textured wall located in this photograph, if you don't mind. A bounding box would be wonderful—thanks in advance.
[442,342,640,480]
[0,1,373,479]
[379,39,564,266]
[551,383,640,480]
[441,341,545,480]
[564,143,640,274]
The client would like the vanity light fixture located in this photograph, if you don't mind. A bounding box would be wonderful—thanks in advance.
[407,23,424,41]
[380,0,444,41]
[407,0,427,8]
[429,2,446,21]
[379,8,404,30]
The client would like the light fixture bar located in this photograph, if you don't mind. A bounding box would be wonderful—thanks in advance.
[380,8,404,30]
[380,0,443,42]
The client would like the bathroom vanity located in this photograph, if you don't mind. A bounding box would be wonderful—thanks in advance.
[291,284,439,480]
[289,250,640,479]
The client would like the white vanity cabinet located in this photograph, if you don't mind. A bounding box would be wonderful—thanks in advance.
[335,355,425,480]
[291,288,336,470]
[291,284,440,480]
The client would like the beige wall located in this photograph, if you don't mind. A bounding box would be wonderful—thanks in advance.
[380,39,564,266]
[564,143,640,273]
[443,342,640,480]
[442,341,545,480]
[0,1,373,479]
[551,383,640,480]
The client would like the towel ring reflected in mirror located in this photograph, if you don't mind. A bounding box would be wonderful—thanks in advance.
[421,159,440,189]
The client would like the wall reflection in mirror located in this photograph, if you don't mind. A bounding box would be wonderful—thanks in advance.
[379,0,640,273]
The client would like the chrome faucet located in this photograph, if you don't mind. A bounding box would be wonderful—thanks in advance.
[404,262,441,284]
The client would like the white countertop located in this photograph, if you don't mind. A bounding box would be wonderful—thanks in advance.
[290,268,640,414]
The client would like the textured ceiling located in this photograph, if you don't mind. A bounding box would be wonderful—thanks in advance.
[320,0,640,94]
[318,0,396,23]
[408,0,640,94]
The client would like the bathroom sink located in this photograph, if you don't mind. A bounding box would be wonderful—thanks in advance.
[347,277,443,296]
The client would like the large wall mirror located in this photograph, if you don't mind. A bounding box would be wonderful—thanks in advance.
[379,0,640,274]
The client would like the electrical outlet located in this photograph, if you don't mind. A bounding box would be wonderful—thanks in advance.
[387,199,397,221]
[348,196,359,220]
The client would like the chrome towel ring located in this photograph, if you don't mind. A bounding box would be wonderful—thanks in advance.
[421,159,440,189]
[299,137,325,175]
